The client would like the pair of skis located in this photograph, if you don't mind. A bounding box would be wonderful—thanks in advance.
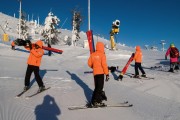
[68,101,133,110]
[128,74,154,80]
[15,87,51,99]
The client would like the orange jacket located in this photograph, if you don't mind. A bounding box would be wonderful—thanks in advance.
[11,41,15,46]
[88,42,109,75]
[133,46,142,63]
[24,40,44,67]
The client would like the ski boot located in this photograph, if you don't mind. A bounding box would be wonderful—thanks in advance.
[141,74,146,77]
[168,68,174,73]
[174,65,179,70]
[37,86,46,93]
[101,91,107,101]
[23,86,30,91]
[133,75,140,78]
[117,75,123,81]
[92,102,106,108]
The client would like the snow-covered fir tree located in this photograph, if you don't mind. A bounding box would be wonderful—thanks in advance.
[41,12,60,45]
[71,11,82,46]
[3,20,9,31]
[64,35,71,46]
[17,12,29,40]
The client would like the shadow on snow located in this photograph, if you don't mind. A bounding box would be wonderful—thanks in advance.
[35,95,61,120]
[66,70,93,103]
[29,69,58,87]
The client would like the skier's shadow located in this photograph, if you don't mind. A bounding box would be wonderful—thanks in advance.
[66,71,93,102]
[30,69,58,87]
[34,95,61,120]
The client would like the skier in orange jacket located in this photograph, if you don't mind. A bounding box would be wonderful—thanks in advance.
[23,40,45,92]
[11,41,15,50]
[133,46,146,78]
[88,42,109,107]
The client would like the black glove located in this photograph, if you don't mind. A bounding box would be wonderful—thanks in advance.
[105,74,109,82]
[165,56,167,60]
[15,39,26,46]
[26,40,32,50]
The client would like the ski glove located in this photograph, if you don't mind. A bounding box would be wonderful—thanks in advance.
[105,74,109,82]
[165,56,167,60]
[26,40,32,50]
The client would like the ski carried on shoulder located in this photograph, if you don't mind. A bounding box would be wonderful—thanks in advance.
[25,87,51,99]
[68,101,133,110]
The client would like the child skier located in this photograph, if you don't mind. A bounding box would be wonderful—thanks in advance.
[165,43,179,72]
[88,42,109,107]
[133,46,146,78]
[11,41,15,50]
[23,40,46,92]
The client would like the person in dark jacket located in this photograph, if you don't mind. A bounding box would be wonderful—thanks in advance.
[165,43,179,72]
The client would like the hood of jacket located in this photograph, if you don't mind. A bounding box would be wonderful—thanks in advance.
[136,46,141,51]
[35,40,43,48]
[96,42,104,53]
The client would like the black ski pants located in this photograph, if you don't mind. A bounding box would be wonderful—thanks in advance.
[25,65,44,87]
[170,62,179,71]
[135,62,146,75]
[91,74,105,103]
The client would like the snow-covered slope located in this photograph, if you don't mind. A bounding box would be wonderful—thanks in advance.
[1,13,180,120]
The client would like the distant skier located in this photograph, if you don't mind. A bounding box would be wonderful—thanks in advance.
[133,46,146,78]
[23,40,46,92]
[88,42,109,107]
[165,43,179,72]
[11,41,15,50]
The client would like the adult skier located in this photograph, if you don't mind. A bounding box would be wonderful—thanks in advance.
[88,42,109,107]
[23,40,46,92]
[165,43,179,72]
[133,46,146,78]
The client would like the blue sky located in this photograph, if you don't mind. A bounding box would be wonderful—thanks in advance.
[0,0,180,50]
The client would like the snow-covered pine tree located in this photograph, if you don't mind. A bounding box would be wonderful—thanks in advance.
[71,11,82,46]
[41,12,60,45]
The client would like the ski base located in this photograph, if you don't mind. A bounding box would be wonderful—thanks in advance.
[25,87,51,99]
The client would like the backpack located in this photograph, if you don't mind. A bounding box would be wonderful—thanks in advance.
[170,47,179,58]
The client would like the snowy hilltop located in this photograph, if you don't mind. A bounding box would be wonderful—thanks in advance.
[1,12,180,120]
